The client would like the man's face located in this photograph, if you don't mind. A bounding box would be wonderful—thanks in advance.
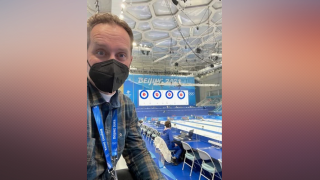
[87,23,132,73]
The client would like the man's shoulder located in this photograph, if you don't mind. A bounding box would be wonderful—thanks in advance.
[118,90,134,106]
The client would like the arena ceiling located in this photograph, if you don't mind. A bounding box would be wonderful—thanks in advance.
[87,0,222,76]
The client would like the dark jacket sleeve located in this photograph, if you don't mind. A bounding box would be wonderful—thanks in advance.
[122,104,165,180]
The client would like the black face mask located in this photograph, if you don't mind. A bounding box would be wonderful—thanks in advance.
[88,59,129,93]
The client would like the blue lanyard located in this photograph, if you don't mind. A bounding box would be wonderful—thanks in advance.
[92,106,118,171]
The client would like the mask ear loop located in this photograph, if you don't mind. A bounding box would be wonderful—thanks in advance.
[87,60,92,68]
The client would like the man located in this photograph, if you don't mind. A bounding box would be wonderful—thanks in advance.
[87,13,164,180]
[161,120,182,166]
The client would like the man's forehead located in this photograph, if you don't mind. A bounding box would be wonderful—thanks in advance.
[91,24,127,38]
[91,24,130,44]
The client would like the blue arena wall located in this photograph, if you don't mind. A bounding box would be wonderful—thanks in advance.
[123,74,196,107]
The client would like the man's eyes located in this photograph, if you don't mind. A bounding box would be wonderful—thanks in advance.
[94,50,127,60]
[96,50,106,56]
[118,53,126,58]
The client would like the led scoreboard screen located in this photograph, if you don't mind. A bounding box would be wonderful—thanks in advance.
[139,90,189,106]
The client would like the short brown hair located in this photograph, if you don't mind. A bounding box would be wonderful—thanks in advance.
[87,13,133,51]
[165,120,171,128]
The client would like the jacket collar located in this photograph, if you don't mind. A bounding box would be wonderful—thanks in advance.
[87,79,120,108]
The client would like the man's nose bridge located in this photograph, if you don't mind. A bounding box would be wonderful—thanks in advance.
[109,53,116,60]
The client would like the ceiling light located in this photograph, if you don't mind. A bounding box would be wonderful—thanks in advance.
[121,4,126,8]
[211,53,222,57]
[132,42,137,46]
[119,14,124,19]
